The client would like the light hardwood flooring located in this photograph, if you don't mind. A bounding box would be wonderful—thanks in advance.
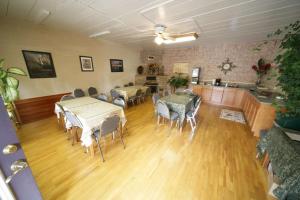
[17,99,269,200]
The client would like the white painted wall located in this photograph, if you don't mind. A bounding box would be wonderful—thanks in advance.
[0,18,141,99]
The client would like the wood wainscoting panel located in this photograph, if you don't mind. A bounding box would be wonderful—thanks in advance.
[14,93,71,124]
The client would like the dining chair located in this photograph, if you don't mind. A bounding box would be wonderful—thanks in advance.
[98,93,109,102]
[141,87,151,102]
[74,89,85,98]
[60,95,75,101]
[112,98,128,133]
[110,89,120,100]
[92,115,125,162]
[128,82,134,86]
[64,111,83,145]
[135,89,143,104]
[88,87,98,97]
[127,89,139,106]
[186,100,202,136]
[113,97,126,108]
[156,100,179,134]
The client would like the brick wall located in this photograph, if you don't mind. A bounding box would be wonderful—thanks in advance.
[141,41,279,88]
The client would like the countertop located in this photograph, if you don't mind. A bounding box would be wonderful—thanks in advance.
[193,84,284,105]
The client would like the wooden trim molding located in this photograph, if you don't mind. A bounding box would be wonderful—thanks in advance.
[14,93,71,124]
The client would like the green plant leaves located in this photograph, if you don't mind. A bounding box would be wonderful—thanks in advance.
[6,76,19,89]
[7,67,27,76]
[0,69,7,79]
[5,86,19,102]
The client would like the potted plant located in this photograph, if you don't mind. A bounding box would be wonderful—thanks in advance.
[167,73,189,92]
[255,20,300,131]
[251,58,272,86]
[0,59,27,124]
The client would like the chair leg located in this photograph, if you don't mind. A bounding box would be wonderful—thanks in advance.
[95,137,105,162]
[71,128,75,146]
[119,131,126,149]
[157,115,160,126]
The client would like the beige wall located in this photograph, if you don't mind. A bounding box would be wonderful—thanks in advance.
[141,41,279,89]
[0,18,141,99]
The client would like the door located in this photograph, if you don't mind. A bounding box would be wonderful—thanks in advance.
[0,98,42,200]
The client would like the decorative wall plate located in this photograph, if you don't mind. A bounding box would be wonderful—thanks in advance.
[218,58,236,74]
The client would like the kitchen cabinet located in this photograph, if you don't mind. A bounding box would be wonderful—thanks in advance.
[201,87,212,102]
[233,89,245,108]
[222,88,236,106]
[192,85,275,137]
[211,87,224,104]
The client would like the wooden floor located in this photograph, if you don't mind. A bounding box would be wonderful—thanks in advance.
[17,99,269,200]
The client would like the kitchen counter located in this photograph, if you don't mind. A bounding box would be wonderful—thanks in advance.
[192,84,277,137]
[194,84,283,105]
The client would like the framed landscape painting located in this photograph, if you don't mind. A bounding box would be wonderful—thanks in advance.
[110,59,124,72]
[22,50,56,78]
[79,56,94,72]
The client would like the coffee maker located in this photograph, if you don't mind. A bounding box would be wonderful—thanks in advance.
[215,78,221,86]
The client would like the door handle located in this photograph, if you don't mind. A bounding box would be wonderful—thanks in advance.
[5,159,28,184]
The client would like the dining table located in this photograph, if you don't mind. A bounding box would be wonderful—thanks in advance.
[115,85,149,101]
[54,97,126,156]
[160,92,197,131]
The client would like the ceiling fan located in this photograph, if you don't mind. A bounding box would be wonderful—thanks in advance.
[153,24,199,45]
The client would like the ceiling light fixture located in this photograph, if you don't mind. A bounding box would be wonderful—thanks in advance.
[89,31,111,38]
[154,32,199,45]
[154,36,164,45]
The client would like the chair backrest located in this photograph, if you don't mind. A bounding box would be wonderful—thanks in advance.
[64,111,83,128]
[156,101,170,119]
[60,95,75,101]
[192,101,202,118]
[113,97,126,108]
[152,93,160,105]
[110,89,120,100]
[128,82,134,86]
[100,115,120,136]
[115,86,120,88]
[124,84,129,87]
[98,93,108,102]
[74,89,85,98]
[88,87,98,96]
[56,104,66,115]
[136,89,142,96]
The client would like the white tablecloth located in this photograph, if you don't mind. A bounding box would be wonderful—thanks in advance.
[55,97,126,147]
[115,85,149,101]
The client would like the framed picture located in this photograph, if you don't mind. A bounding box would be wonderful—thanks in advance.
[79,56,94,72]
[22,50,56,78]
[110,59,124,72]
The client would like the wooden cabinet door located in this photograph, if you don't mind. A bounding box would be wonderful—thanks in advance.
[233,89,245,108]
[202,87,212,102]
[211,87,224,104]
[222,88,235,106]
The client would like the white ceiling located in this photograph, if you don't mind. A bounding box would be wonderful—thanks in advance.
[1,0,300,49]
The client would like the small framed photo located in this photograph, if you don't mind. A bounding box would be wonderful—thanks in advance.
[22,50,56,78]
[110,59,124,72]
[79,56,94,72]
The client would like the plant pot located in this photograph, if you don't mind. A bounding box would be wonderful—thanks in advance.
[275,114,300,131]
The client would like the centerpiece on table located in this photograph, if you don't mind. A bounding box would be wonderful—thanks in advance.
[251,58,272,86]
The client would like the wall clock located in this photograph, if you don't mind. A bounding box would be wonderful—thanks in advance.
[218,58,237,74]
